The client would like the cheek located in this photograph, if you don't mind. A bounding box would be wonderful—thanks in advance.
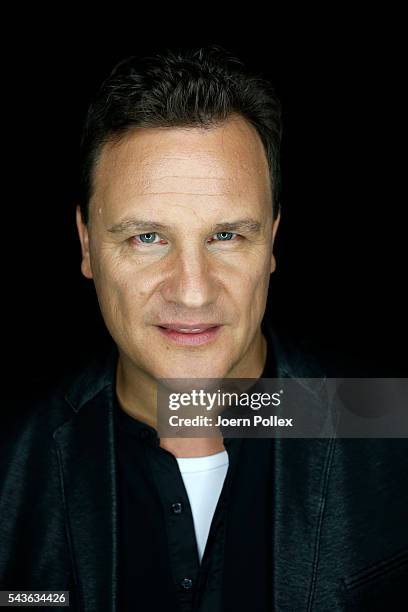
[228,261,270,301]
[94,252,153,300]
[230,265,271,328]
[91,259,142,320]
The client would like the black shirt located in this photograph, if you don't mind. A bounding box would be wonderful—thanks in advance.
[114,333,277,612]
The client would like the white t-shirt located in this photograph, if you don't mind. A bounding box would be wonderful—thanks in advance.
[176,450,229,563]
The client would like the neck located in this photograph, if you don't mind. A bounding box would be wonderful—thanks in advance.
[115,329,268,457]
[116,354,158,430]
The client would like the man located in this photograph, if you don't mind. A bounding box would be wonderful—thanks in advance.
[1,45,407,611]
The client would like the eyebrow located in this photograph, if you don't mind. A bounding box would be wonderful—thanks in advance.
[107,218,262,235]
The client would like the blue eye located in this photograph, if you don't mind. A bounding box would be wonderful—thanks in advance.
[215,232,235,241]
[132,232,167,247]
[138,232,158,243]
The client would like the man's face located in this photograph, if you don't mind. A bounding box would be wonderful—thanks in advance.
[77,115,280,381]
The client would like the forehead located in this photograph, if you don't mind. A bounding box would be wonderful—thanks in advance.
[90,115,271,222]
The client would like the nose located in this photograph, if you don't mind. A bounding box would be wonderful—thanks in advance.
[160,243,219,309]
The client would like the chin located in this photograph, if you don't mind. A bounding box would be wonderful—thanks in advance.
[154,357,231,383]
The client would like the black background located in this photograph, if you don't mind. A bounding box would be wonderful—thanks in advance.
[3,12,406,393]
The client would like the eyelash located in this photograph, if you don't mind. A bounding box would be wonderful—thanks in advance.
[132,231,240,245]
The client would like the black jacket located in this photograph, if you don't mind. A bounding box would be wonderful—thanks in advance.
[1,322,407,611]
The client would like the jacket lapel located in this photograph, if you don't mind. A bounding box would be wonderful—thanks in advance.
[271,436,336,611]
[266,323,337,611]
[53,348,119,612]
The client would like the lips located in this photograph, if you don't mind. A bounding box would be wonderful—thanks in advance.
[156,323,221,346]
[159,324,219,333]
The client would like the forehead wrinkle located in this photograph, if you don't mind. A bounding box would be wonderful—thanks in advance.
[134,192,235,197]
[139,163,246,196]
[137,169,242,197]
[139,150,249,178]
[140,153,226,172]
[147,175,228,180]
[140,181,236,197]
[144,158,248,174]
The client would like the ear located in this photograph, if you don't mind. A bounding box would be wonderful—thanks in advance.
[76,205,93,279]
[270,210,281,274]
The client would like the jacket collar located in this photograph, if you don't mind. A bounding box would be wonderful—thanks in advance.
[54,321,335,612]
[64,342,118,413]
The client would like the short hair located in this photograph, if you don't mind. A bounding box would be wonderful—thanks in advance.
[78,44,282,224]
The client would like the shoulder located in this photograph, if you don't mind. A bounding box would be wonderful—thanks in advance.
[263,319,365,378]
[1,342,118,463]
[1,378,72,451]
[263,320,331,378]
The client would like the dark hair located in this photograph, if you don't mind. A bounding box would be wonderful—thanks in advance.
[79,44,282,224]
